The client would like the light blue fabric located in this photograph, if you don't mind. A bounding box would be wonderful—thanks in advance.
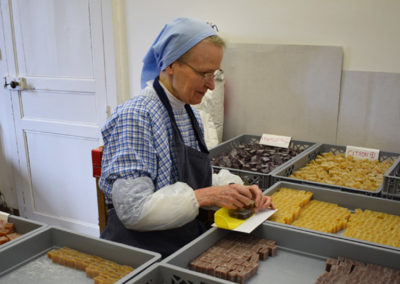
[141,17,217,89]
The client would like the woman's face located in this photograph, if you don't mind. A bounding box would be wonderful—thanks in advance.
[169,40,224,105]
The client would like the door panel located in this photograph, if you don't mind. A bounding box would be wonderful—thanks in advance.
[12,0,94,77]
[27,131,98,224]
[21,90,98,124]
[1,0,109,236]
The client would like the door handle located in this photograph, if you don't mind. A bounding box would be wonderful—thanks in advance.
[4,79,19,89]
[3,76,26,90]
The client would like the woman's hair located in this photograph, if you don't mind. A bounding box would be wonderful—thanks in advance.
[178,35,225,62]
[204,35,226,48]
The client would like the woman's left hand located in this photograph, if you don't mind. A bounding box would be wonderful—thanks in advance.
[242,184,275,211]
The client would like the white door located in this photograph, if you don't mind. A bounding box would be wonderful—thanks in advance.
[1,0,110,236]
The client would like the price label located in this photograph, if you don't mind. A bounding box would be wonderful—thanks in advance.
[345,145,379,161]
[260,134,291,148]
[0,211,9,223]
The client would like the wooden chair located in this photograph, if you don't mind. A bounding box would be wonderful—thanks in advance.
[91,146,107,233]
[91,146,215,233]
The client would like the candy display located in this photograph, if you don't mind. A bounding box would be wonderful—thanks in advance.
[344,209,400,248]
[269,187,350,233]
[212,141,303,174]
[0,220,22,245]
[290,152,394,191]
[291,200,351,233]
[316,257,400,283]
[267,187,313,224]
[47,247,134,284]
[267,187,400,248]
[189,234,277,284]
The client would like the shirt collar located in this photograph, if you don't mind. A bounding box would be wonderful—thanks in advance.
[158,80,186,109]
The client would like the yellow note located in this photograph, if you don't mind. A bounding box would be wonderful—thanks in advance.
[214,207,254,230]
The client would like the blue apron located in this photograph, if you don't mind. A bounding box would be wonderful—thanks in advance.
[101,78,212,258]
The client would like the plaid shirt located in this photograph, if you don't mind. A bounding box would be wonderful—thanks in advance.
[99,85,203,204]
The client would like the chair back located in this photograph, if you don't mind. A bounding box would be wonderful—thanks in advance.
[91,146,107,232]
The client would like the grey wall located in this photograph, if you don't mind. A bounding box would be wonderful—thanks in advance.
[121,1,400,154]
[221,43,400,153]
[337,71,400,153]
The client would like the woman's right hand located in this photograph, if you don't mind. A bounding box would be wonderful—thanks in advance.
[194,183,274,210]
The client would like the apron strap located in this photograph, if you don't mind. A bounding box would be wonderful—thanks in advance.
[184,104,209,153]
[153,78,181,136]
[153,77,208,153]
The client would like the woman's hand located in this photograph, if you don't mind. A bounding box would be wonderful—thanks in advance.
[195,183,275,211]
[256,194,276,211]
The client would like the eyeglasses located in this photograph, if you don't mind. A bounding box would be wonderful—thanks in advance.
[180,61,223,81]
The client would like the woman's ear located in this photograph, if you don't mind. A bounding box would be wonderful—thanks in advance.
[165,63,176,75]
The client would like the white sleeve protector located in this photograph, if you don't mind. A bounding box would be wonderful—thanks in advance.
[112,177,199,231]
[212,169,244,186]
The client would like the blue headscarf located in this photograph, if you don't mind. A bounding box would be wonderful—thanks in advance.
[141,18,218,89]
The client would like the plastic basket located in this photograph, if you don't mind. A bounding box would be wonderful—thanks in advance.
[210,134,317,188]
[263,181,400,251]
[125,262,231,284]
[382,157,400,199]
[0,214,47,249]
[154,224,400,284]
[271,143,400,197]
[0,226,161,283]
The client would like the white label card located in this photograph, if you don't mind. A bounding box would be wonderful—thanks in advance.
[259,134,291,148]
[0,211,9,222]
[345,145,380,161]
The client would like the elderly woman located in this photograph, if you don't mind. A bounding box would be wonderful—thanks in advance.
[99,18,274,257]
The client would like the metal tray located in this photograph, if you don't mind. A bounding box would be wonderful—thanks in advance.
[383,157,400,199]
[0,214,47,249]
[0,226,161,284]
[263,181,400,251]
[130,223,400,284]
[271,143,400,196]
[210,134,318,188]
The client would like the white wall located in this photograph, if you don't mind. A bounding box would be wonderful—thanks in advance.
[123,0,400,97]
